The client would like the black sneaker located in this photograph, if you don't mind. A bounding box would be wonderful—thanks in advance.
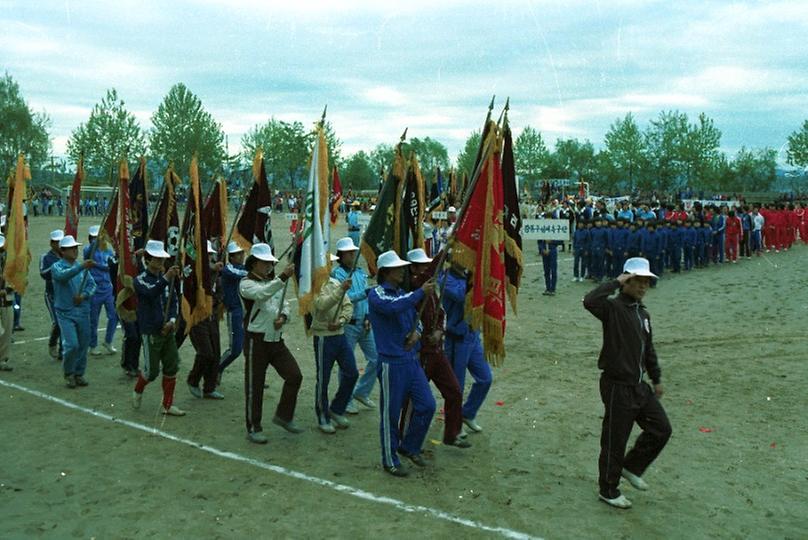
[384,465,409,477]
[75,376,89,387]
[65,375,76,389]
[397,448,428,467]
[446,438,472,448]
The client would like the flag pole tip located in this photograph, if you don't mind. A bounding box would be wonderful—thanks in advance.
[488,95,496,111]
[400,127,408,142]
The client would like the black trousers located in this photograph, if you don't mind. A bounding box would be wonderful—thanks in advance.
[120,320,141,372]
[598,377,672,498]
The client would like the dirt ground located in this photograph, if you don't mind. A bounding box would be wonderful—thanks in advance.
[1,213,806,539]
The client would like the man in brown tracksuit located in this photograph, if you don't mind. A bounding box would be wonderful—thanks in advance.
[583,257,672,509]
[187,241,224,400]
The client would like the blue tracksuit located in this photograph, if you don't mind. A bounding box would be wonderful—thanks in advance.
[134,270,178,335]
[219,262,248,373]
[84,243,118,348]
[538,240,558,292]
[589,226,609,280]
[627,229,641,258]
[667,227,683,272]
[711,215,726,263]
[441,269,492,422]
[52,259,97,377]
[40,249,62,355]
[682,227,697,270]
[573,227,590,279]
[332,264,378,402]
[609,227,629,277]
[346,210,361,246]
[656,227,668,276]
[698,227,712,266]
[368,282,435,468]
[640,230,663,277]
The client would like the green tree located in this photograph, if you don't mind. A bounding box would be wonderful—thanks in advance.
[591,150,622,194]
[341,151,376,190]
[514,126,550,192]
[604,113,644,191]
[682,112,722,189]
[786,120,808,169]
[149,83,225,181]
[66,88,146,185]
[551,138,596,180]
[730,147,777,192]
[642,110,688,193]
[0,72,51,175]
[455,130,481,179]
[406,137,449,178]
[369,143,394,176]
[241,118,309,188]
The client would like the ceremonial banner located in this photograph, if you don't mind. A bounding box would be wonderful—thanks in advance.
[400,152,426,252]
[501,114,523,314]
[297,125,330,318]
[179,157,213,332]
[114,160,137,322]
[149,167,181,265]
[232,150,273,251]
[3,154,31,294]
[450,121,506,365]
[203,178,228,257]
[330,166,342,225]
[360,144,403,275]
[129,157,149,251]
[64,157,84,237]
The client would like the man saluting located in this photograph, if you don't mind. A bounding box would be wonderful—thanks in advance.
[583,257,672,509]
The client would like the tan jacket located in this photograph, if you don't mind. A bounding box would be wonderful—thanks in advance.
[310,277,353,337]
[239,275,292,342]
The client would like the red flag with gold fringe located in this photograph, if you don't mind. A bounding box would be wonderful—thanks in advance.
[114,160,138,322]
[449,120,506,365]
[179,157,213,332]
[64,157,84,238]
[330,166,342,225]
[232,150,273,251]
[203,177,228,257]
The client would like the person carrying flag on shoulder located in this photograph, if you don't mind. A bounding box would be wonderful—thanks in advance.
[84,225,119,356]
[218,241,249,383]
[40,229,64,361]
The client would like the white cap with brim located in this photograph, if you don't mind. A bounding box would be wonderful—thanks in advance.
[227,241,243,254]
[88,225,100,237]
[0,235,5,249]
[250,243,278,263]
[406,248,432,264]
[447,206,457,213]
[50,229,65,242]
[377,250,410,269]
[145,239,170,258]
[335,237,359,252]
[623,257,658,279]
[59,235,81,249]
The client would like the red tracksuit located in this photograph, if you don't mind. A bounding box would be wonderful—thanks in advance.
[725,216,742,262]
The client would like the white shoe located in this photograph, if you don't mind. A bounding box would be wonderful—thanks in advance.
[354,395,376,409]
[132,391,142,410]
[318,422,336,434]
[599,493,632,509]
[330,412,350,429]
[621,469,649,490]
[463,417,483,433]
[458,429,469,439]
[90,347,102,356]
[103,342,118,354]
[345,401,360,415]
[162,405,186,416]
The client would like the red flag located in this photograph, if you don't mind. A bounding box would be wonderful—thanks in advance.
[232,150,273,251]
[450,120,506,365]
[203,178,228,256]
[65,158,84,237]
[99,185,119,252]
[330,166,342,225]
[148,167,181,265]
[114,160,138,322]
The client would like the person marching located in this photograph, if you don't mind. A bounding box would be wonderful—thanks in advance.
[330,237,379,415]
[218,241,248,382]
[40,229,64,360]
[368,250,436,476]
[406,248,469,448]
[538,238,558,296]
[131,240,185,416]
[0,236,13,372]
[346,201,362,247]
[583,257,672,509]
[187,241,225,400]
[84,225,119,356]
[311,257,358,434]
[239,243,303,444]
[442,261,492,434]
[51,235,96,388]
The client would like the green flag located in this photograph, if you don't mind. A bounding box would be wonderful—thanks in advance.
[360,143,405,275]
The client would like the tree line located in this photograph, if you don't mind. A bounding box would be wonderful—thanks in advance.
[3,71,808,195]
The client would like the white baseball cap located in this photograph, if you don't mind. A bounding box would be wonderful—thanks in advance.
[50,229,65,242]
[623,257,658,279]
[145,239,170,258]
[250,243,278,262]
[227,241,243,254]
[377,250,410,269]
[59,235,81,248]
[0,235,5,249]
[406,248,432,264]
[88,225,100,237]
[335,237,359,252]
[207,240,216,254]
[447,206,457,212]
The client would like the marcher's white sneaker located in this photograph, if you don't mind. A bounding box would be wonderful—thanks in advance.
[103,342,118,354]
[463,417,483,433]
[162,405,186,416]
[354,395,376,409]
[599,493,632,509]
[90,347,102,356]
[345,401,360,414]
[330,412,350,429]
[621,469,650,490]
[132,391,142,410]
[318,422,336,434]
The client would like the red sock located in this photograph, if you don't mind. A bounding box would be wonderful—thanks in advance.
[161,376,176,409]
[134,373,148,394]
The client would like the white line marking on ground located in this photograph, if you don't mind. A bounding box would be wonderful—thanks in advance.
[0,378,541,540]
[13,324,121,346]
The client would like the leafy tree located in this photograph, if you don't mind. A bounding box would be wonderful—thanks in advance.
[786,120,808,169]
[590,150,622,195]
[0,72,51,175]
[514,125,550,191]
[241,118,309,189]
[149,83,225,181]
[642,110,688,193]
[341,151,376,190]
[369,143,394,176]
[455,130,481,179]
[730,147,777,192]
[604,113,644,191]
[66,88,146,185]
[406,137,449,178]
[681,112,722,189]
[551,138,596,180]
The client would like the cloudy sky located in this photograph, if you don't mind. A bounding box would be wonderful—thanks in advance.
[3,0,807,163]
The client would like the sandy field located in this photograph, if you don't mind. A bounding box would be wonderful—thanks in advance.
[1,213,806,539]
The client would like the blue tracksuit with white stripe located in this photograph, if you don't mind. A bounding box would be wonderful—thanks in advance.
[368,281,435,468]
[40,249,62,355]
[441,269,492,421]
[84,242,118,348]
[219,262,248,374]
[52,259,97,377]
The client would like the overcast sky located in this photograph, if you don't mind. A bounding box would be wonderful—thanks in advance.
[3,0,807,164]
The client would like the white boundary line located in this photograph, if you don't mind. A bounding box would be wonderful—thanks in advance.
[0,378,541,540]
